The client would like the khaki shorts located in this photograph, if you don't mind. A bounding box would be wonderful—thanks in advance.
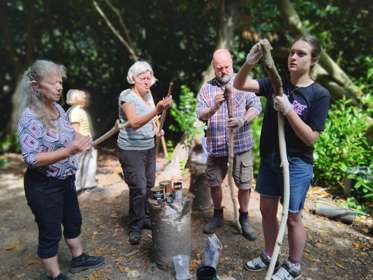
[206,150,253,190]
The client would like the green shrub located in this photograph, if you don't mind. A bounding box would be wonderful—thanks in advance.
[0,134,20,154]
[169,85,206,142]
[314,98,372,204]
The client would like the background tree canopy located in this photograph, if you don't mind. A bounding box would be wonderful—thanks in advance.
[1,0,371,139]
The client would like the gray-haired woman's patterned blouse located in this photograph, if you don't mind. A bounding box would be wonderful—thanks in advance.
[17,103,78,179]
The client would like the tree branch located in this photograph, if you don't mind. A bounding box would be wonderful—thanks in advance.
[93,0,138,60]
[277,0,361,102]
[103,0,136,50]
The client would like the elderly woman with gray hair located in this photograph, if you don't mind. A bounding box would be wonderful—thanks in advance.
[118,60,172,245]
[17,60,104,280]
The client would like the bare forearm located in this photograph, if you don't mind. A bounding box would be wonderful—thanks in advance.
[234,63,260,92]
[198,105,220,121]
[34,147,73,167]
[286,111,319,146]
[243,107,260,123]
[128,109,158,129]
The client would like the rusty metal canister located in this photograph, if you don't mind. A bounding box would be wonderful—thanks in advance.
[151,186,164,202]
[173,180,183,203]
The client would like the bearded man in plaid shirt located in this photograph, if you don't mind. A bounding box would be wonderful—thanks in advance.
[196,49,261,240]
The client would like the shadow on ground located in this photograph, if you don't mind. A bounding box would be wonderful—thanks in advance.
[0,152,372,280]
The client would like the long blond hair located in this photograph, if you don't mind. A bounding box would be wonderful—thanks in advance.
[18,60,66,128]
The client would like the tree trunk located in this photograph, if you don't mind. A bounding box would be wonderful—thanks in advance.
[7,1,35,132]
[200,0,240,86]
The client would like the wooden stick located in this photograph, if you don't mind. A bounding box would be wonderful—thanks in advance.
[160,130,168,158]
[155,118,168,158]
[225,84,241,234]
[259,40,290,280]
[92,120,129,146]
[155,82,173,157]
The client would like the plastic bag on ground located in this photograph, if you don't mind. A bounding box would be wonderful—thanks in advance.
[202,234,222,269]
[173,254,192,280]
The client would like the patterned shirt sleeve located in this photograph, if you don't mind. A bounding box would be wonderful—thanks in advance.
[245,92,262,114]
[196,85,209,119]
[17,111,45,166]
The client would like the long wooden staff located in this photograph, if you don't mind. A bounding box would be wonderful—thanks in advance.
[92,119,130,146]
[74,120,129,190]
[225,84,242,234]
[259,40,290,280]
[155,82,173,157]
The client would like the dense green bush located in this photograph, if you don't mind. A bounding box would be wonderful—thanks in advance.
[314,98,372,205]
[169,85,206,143]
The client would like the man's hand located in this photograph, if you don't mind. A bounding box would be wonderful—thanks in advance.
[213,91,225,110]
[227,117,246,128]
[273,95,293,115]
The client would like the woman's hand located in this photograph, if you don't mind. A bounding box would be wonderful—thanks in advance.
[156,95,173,114]
[246,42,263,65]
[67,134,91,155]
[273,95,293,115]
[155,128,165,137]
[245,39,272,65]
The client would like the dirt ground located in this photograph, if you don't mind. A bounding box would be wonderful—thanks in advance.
[0,151,372,280]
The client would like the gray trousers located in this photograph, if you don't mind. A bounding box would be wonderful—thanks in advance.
[118,147,156,233]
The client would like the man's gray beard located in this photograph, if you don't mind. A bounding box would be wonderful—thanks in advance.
[216,74,232,85]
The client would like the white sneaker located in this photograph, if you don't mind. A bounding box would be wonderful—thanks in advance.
[272,260,301,280]
[244,253,279,271]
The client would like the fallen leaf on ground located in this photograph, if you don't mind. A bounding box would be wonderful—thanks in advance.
[5,239,22,251]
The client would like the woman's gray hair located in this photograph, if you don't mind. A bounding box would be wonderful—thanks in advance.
[126,61,157,86]
[17,59,66,128]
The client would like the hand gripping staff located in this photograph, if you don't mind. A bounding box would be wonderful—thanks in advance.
[155,82,173,157]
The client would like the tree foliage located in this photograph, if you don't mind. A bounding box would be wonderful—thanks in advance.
[1,0,371,141]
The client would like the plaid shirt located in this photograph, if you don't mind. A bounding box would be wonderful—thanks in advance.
[197,77,261,157]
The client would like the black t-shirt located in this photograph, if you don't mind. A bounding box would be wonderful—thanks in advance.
[258,78,330,163]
